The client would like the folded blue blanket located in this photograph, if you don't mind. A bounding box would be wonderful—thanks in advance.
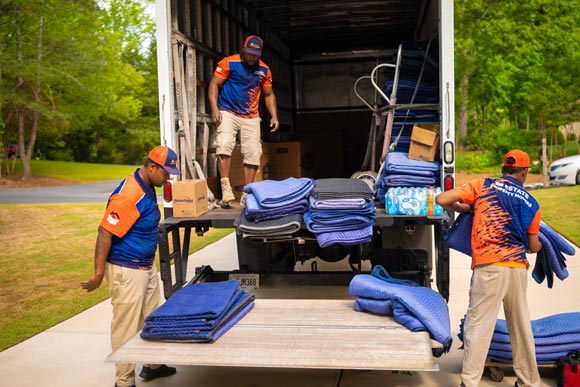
[316,225,373,248]
[304,211,374,233]
[349,265,452,356]
[312,178,374,200]
[243,178,314,208]
[236,212,302,238]
[145,280,241,322]
[444,211,473,256]
[141,294,254,342]
[245,193,308,222]
[384,174,437,187]
[385,152,440,174]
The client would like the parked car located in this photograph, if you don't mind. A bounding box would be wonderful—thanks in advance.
[548,154,580,185]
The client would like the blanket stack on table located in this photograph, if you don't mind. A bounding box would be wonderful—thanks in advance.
[376,152,440,205]
[458,312,580,364]
[304,178,376,248]
[235,177,314,239]
[349,265,452,357]
[141,280,254,343]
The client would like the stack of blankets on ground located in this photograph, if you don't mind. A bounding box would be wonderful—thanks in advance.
[376,151,440,205]
[234,177,314,239]
[303,178,376,248]
[141,280,254,343]
[349,265,452,357]
[532,222,577,288]
[458,312,580,364]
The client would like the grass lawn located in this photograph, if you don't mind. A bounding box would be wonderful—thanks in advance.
[532,185,580,245]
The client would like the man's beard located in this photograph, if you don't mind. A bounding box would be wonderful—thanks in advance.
[241,52,259,72]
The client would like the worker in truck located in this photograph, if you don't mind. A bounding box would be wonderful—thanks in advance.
[209,35,279,207]
[81,146,178,387]
[436,150,542,387]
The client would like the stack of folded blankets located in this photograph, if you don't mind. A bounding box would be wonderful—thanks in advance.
[304,178,376,248]
[234,177,314,239]
[376,151,440,205]
[458,312,580,364]
[349,265,452,357]
[141,280,254,343]
[533,222,577,288]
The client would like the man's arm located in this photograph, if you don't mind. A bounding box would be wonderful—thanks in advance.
[80,226,113,292]
[208,76,226,124]
[263,86,279,132]
[435,189,472,213]
[527,234,542,253]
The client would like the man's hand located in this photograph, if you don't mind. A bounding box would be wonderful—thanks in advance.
[81,274,104,292]
[270,118,279,132]
[212,111,222,125]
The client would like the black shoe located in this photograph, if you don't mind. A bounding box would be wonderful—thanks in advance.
[114,384,136,387]
[139,364,177,381]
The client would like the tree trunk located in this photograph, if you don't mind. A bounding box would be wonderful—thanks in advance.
[457,72,469,149]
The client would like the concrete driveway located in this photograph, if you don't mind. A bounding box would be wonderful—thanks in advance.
[0,180,119,204]
[0,232,577,387]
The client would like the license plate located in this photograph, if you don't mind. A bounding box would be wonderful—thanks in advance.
[228,273,259,291]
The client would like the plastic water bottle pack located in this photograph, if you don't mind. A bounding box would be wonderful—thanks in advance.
[385,187,443,216]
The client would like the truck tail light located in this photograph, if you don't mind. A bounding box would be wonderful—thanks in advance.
[444,175,454,191]
[163,182,172,202]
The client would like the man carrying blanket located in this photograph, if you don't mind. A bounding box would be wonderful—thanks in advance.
[437,150,543,387]
[81,146,178,387]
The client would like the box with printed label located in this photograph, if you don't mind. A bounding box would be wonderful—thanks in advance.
[408,124,440,162]
[172,179,208,217]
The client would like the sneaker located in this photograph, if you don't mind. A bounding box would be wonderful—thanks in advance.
[114,385,135,387]
[138,365,177,381]
[220,178,235,203]
[240,192,247,208]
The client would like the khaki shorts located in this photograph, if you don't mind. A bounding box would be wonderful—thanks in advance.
[215,110,262,166]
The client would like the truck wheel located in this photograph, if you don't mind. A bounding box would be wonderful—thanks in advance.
[576,170,580,185]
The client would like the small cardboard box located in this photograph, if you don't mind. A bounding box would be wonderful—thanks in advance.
[268,141,315,180]
[408,124,440,162]
[172,179,208,218]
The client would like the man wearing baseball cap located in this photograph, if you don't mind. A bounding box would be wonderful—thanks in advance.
[209,35,279,207]
[81,146,179,387]
[436,149,542,387]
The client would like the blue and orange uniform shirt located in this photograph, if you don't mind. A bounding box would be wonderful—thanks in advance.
[99,170,160,270]
[214,54,272,118]
[456,176,541,270]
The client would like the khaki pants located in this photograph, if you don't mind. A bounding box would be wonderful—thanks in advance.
[215,110,262,166]
[461,265,540,387]
[105,263,161,387]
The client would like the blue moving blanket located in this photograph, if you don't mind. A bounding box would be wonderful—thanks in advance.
[316,225,373,248]
[235,212,302,239]
[458,312,580,364]
[145,280,241,322]
[532,223,576,288]
[245,193,308,222]
[309,196,369,210]
[312,178,374,200]
[385,152,440,175]
[349,265,452,356]
[141,292,254,342]
[243,177,314,208]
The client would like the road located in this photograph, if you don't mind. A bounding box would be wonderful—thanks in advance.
[0,180,120,204]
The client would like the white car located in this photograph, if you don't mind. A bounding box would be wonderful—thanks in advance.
[548,154,580,185]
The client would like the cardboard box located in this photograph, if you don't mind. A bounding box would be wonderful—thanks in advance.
[269,141,315,180]
[408,124,440,162]
[172,179,208,217]
[229,143,270,199]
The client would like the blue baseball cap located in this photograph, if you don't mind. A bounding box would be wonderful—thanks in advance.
[243,35,263,56]
[148,146,180,175]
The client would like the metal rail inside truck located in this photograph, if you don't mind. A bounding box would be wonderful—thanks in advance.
[107,0,457,372]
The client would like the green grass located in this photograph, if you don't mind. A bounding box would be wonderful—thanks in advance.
[8,159,138,182]
[532,185,580,246]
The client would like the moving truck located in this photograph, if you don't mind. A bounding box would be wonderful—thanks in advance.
[108,0,457,372]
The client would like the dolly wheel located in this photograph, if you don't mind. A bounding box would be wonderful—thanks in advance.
[488,366,504,382]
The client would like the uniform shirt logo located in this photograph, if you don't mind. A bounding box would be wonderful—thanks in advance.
[254,70,265,76]
[107,211,120,225]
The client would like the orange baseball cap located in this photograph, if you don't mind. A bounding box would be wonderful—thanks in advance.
[148,146,180,174]
[503,149,531,168]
